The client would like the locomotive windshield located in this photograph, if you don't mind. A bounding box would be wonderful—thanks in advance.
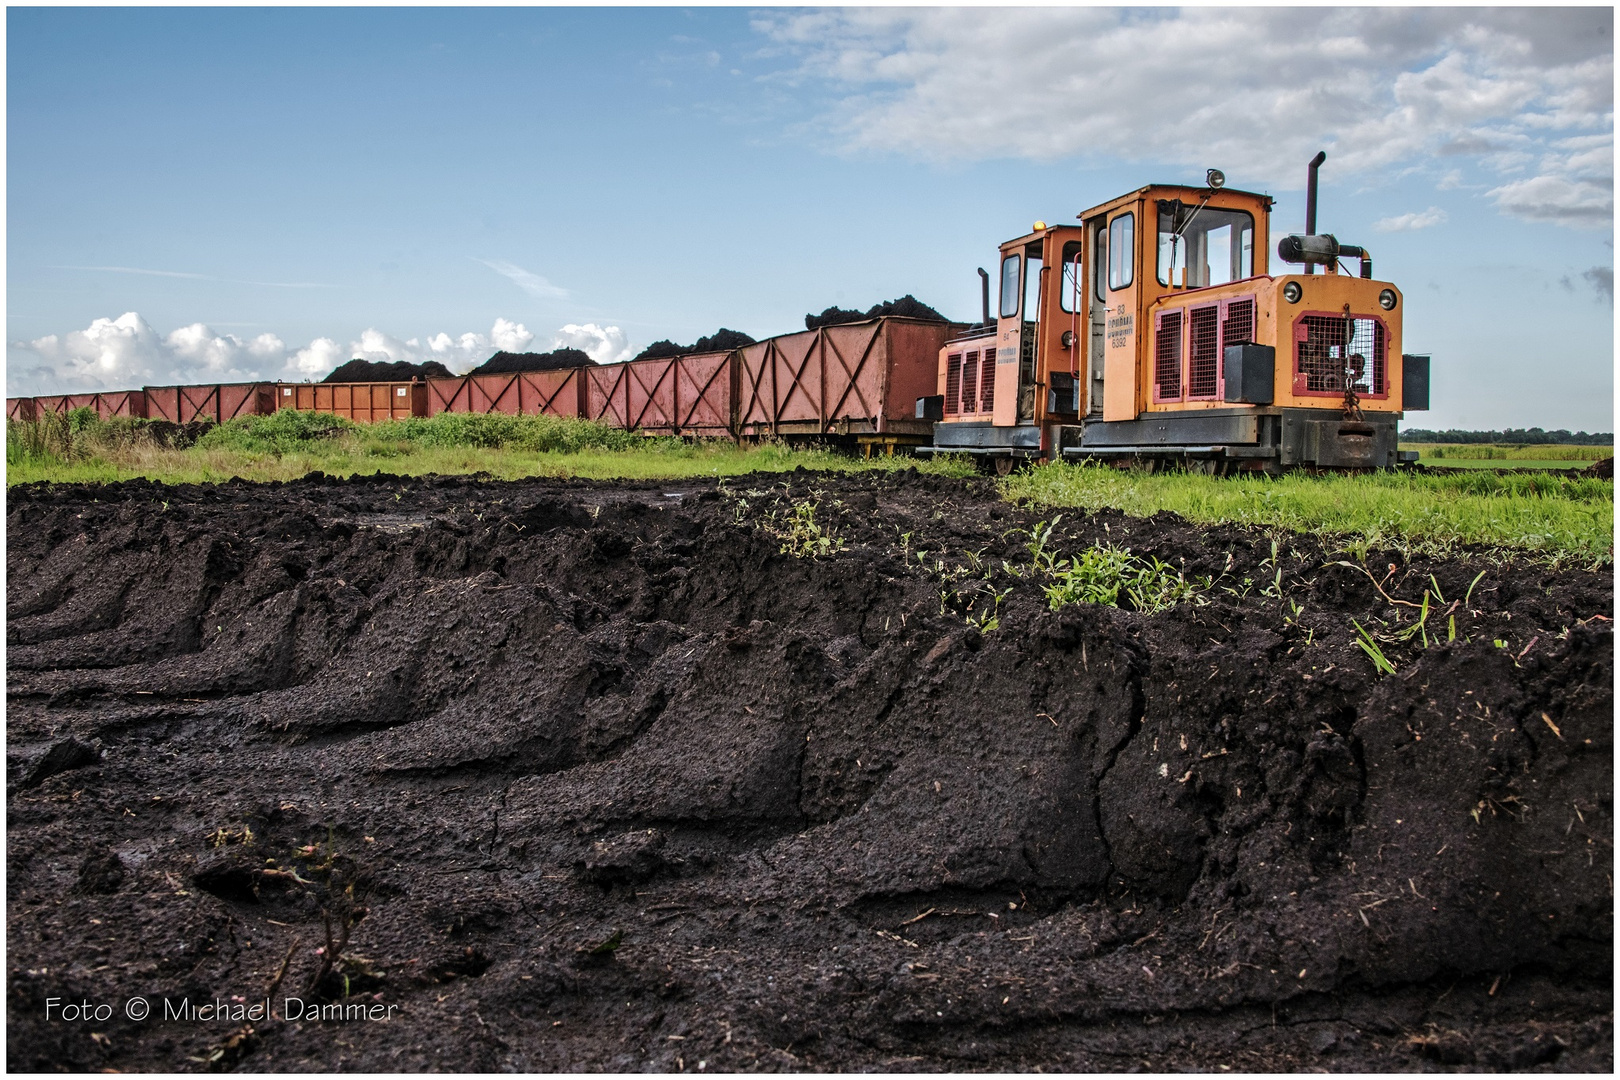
[1157,201,1254,288]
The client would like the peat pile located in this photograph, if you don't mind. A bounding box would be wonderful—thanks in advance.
[321,359,454,384]
[6,471,1612,1071]
[806,295,949,330]
[470,348,596,376]
[632,329,757,363]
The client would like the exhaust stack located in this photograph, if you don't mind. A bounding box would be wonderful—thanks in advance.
[1278,150,1373,278]
[977,267,990,326]
[1304,151,1327,275]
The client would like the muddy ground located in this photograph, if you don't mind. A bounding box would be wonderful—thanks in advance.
[6,470,1612,1072]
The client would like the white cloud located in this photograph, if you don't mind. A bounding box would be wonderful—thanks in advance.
[476,258,571,300]
[552,323,637,364]
[165,323,287,376]
[6,315,552,395]
[11,312,171,391]
[491,317,535,352]
[1488,173,1613,226]
[289,338,345,379]
[1374,206,1450,232]
[1484,132,1614,226]
[758,8,1613,227]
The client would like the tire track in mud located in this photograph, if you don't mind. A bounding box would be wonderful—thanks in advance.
[7,470,1612,1071]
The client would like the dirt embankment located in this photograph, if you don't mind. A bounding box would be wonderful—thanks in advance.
[6,471,1612,1071]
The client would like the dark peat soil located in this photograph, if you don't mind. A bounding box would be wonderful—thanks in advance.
[6,469,1612,1072]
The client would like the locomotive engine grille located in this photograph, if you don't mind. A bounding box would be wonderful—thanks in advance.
[1297,314,1385,395]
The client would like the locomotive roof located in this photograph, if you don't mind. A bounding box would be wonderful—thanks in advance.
[1078,184,1275,223]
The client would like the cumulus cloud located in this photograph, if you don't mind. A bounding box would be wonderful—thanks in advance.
[553,323,637,364]
[476,259,570,300]
[5,315,600,396]
[757,8,1613,227]
[13,313,175,391]
[288,338,346,379]
[1374,206,1449,232]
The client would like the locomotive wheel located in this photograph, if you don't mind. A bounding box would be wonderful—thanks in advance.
[993,455,1018,477]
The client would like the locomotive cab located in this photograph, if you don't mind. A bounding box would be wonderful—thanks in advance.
[920,174,1427,472]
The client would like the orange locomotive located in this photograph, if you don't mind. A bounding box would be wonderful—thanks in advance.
[917,156,1429,473]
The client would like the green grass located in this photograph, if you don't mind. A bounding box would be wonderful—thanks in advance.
[9,412,1612,563]
[1003,460,1613,563]
[1416,458,1595,471]
[6,411,977,486]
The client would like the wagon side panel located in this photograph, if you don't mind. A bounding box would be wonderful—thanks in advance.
[585,364,631,428]
[626,357,678,433]
[520,368,582,418]
[674,351,734,435]
[427,377,467,416]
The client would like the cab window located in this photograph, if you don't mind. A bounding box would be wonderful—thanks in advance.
[1158,202,1254,287]
[999,254,1021,318]
[1107,213,1134,291]
[1059,241,1083,313]
[1093,222,1108,303]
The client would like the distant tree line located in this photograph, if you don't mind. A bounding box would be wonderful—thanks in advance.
[1402,427,1613,445]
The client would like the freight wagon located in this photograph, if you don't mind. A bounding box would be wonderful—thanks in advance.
[144,383,278,425]
[276,381,427,422]
[427,368,585,420]
[10,391,149,422]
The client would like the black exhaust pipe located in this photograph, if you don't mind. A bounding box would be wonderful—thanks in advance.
[1305,151,1326,275]
[977,267,990,325]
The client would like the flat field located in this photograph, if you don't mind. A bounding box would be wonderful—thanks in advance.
[8,413,1615,564]
[1403,442,1613,470]
[7,469,1611,1071]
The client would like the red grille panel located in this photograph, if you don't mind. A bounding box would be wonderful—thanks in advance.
[1296,314,1387,395]
[945,352,962,415]
[1188,307,1220,398]
[960,350,978,413]
[980,349,996,412]
[1155,311,1182,400]
[1223,298,1255,351]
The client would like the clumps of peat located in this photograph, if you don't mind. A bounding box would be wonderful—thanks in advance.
[5,469,1611,1071]
[805,294,950,329]
[321,359,454,383]
[631,328,758,362]
[470,348,596,375]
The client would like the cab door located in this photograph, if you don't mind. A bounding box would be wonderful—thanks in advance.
[1100,204,1144,421]
[1039,230,1085,421]
[991,248,1026,426]
[1086,220,1107,414]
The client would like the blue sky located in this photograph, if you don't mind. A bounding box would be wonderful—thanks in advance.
[7,6,1613,431]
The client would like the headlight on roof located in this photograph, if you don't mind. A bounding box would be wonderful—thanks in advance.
[1378,289,1398,310]
[1283,281,1303,304]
